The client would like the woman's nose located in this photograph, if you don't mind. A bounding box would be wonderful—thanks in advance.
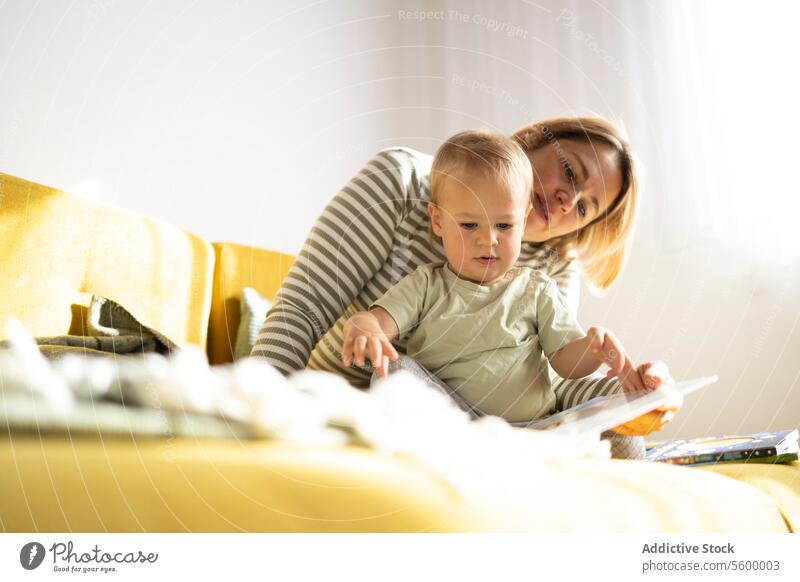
[556,190,578,213]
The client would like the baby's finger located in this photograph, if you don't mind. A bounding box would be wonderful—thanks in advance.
[341,337,354,366]
[368,337,383,372]
[605,361,626,383]
[383,340,399,361]
[379,355,390,377]
[606,362,634,393]
[617,361,643,393]
[604,345,625,376]
[639,360,671,390]
[354,336,368,367]
[597,333,620,372]
[590,332,605,357]
[630,374,646,393]
[621,371,641,394]
[627,361,646,392]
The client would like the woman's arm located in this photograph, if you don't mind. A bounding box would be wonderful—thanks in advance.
[250,149,429,375]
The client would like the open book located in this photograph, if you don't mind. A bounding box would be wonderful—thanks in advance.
[527,376,719,435]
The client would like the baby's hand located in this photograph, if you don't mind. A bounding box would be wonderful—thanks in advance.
[587,326,645,392]
[342,311,399,377]
[611,361,682,436]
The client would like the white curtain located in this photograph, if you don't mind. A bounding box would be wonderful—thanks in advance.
[409,0,800,257]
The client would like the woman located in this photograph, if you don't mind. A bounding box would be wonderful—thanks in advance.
[251,116,678,458]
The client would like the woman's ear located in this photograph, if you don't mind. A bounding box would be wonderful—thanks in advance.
[428,202,444,237]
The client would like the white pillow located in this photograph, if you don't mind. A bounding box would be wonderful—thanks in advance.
[234,287,272,360]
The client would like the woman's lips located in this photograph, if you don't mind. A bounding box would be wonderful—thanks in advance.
[534,194,551,224]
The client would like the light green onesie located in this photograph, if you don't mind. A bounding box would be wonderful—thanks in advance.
[372,263,585,422]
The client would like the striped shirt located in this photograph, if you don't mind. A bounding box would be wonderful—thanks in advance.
[251,147,581,387]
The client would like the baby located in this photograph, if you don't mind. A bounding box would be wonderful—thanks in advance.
[341,130,647,423]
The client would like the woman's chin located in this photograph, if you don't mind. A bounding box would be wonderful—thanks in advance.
[523,220,555,243]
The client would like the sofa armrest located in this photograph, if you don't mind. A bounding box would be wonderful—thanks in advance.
[208,242,294,365]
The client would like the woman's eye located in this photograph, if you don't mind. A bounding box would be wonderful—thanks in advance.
[460,222,478,230]
[496,223,513,231]
[577,201,586,218]
[564,162,575,181]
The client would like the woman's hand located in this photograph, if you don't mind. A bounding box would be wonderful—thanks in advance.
[342,310,399,377]
[587,326,645,392]
[610,360,683,436]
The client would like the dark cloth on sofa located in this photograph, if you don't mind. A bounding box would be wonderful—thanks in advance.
[0,295,177,358]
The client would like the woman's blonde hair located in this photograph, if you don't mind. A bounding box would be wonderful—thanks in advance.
[512,117,639,291]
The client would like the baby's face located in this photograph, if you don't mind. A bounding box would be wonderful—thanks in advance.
[429,172,531,286]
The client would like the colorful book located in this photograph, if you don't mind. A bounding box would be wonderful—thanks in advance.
[645,429,800,466]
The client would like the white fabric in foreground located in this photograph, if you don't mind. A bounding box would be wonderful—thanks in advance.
[0,318,609,497]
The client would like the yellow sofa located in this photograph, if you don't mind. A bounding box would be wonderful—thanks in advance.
[1,171,797,532]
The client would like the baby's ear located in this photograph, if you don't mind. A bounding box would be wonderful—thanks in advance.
[427,202,443,236]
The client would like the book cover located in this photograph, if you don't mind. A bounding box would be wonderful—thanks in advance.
[527,376,718,435]
[645,429,800,466]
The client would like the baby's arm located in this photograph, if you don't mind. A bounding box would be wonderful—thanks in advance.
[342,307,400,377]
[548,326,646,392]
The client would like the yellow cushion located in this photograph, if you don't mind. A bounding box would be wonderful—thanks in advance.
[208,242,294,364]
[699,462,800,532]
[0,172,214,349]
[0,437,787,532]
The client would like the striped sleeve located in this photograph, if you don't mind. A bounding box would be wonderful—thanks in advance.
[250,150,422,375]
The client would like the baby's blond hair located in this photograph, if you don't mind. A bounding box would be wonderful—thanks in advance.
[430,130,533,205]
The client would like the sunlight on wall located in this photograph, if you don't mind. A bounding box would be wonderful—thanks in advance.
[66,180,102,202]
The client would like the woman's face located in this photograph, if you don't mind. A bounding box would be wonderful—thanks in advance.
[523,138,623,243]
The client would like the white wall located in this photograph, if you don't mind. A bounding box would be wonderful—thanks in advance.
[1,0,798,438]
